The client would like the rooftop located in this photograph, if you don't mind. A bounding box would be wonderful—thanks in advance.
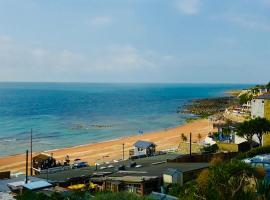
[23,180,52,190]
[255,93,270,100]
[134,140,156,149]
[37,153,208,183]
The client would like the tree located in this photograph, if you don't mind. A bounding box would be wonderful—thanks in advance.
[196,159,265,200]
[197,133,202,142]
[252,117,270,146]
[236,118,270,147]
[181,133,188,142]
[239,93,253,105]
[222,119,233,137]
[266,82,270,89]
[236,120,255,146]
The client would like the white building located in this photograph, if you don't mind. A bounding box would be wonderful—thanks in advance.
[133,140,156,156]
[251,93,270,119]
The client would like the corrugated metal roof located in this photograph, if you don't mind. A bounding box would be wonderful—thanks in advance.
[134,140,156,149]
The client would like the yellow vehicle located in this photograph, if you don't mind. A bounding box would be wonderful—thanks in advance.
[89,182,98,190]
[67,184,86,190]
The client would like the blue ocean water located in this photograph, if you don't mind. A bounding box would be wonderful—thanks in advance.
[0,83,250,156]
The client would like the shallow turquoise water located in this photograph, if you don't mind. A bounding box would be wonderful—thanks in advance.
[0,83,251,156]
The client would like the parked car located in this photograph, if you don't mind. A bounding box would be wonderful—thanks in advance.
[72,161,89,169]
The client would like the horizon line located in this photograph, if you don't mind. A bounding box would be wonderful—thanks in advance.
[0,81,259,85]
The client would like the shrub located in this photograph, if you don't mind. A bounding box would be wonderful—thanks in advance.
[94,192,153,200]
[196,169,209,191]
[16,191,153,200]
[168,181,197,200]
[235,145,270,160]
[256,179,270,199]
[196,160,259,200]
[202,144,219,154]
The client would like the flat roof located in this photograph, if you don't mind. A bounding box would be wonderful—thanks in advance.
[37,153,208,183]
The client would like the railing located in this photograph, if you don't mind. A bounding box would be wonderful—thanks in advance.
[33,165,71,174]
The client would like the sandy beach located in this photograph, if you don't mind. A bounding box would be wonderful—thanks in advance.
[0,119,213,173]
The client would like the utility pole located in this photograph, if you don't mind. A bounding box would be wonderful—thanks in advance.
[25,150,28,184]
[122,143,125,161]
[30,129,33,176]
[189,132,192,157]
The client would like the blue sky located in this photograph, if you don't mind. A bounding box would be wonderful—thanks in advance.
[0,0,269,83]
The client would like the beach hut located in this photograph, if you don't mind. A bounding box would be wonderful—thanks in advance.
[133,140,156,157]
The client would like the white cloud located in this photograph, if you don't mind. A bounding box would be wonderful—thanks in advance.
[0,35,175,81]
[174,0,201,15]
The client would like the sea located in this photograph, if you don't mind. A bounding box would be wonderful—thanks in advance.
[0,83,251,156]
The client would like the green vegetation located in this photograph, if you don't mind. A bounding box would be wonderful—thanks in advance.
[94,192,153,200]
[235,145,270,160]
[239,93,253,105]
[236,117,270,146]
[168,159,269,200]
[195,159,266,200]
[202,144,219,154]
[185,118,198,123]
[16,191,153,200]
[266,82,270,89]
[16,190,91,200]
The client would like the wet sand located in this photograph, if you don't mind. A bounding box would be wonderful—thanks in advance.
[0,119,213,173]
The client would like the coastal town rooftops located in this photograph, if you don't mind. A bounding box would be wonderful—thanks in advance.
[134,140,156,149]
[100,175,159,183]
[37,153,208,183]
[255,93,270,100]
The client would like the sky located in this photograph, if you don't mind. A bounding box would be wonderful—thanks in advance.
[0,0,269,84]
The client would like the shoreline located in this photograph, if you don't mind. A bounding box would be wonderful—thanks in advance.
[0,119,214,173]
[0,122,187,158]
